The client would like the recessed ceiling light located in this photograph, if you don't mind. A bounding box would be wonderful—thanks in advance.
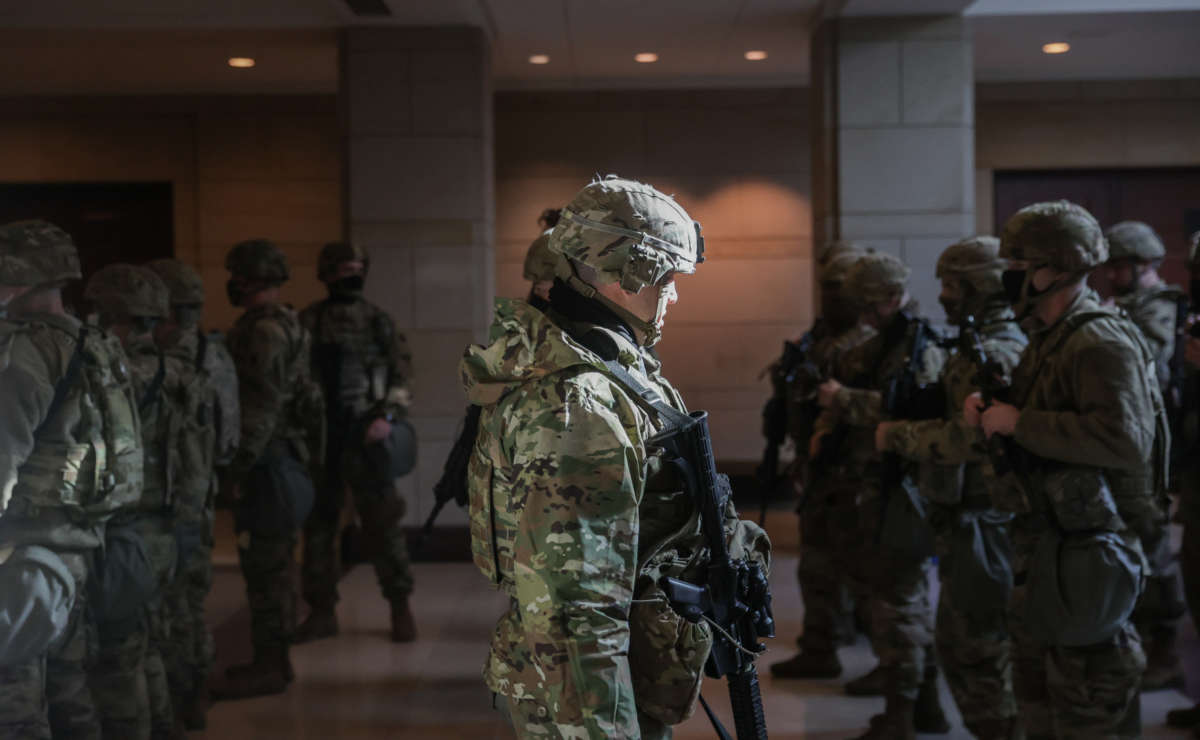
[1042,42,1070,54]
[744,50,768,61]
[228,57,256,68]
[528,54,550,65]
[635,52,658,64]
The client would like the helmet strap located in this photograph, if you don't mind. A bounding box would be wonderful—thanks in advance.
[563,271,660,347]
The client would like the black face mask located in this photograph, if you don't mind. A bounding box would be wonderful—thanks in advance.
[226,279,246,307]
[1001,269,1026,306]
[328,275,364,298]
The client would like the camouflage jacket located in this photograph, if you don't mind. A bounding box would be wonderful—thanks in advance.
[301,295,412,424]
[816,304,947,470]
[785,322,875,464]
[169,328,240,468]
[1007,289,1168,539]
[461,298,760,736]
[1115,282,1183,392]
[227,303,320,477]
[0,312,142,550]
[884,307,1027,510]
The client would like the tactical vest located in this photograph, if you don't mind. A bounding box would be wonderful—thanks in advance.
[308,298,394,422]
[9,321,143,520]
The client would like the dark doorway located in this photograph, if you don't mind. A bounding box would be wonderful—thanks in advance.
[0,182,174,309]
[993,168,1200,293]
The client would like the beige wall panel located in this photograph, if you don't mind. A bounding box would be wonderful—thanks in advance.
[195,180,341,256]
[197,113,340,181]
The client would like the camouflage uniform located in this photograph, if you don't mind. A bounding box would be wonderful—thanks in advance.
[994,202,1164,739]
[219,239,322,699]
[882,237,1026,739]
[299,242,415,642]
[821,252,948,737]
[0,222,144,740]
[145,258,229,730]
[1104,222,1188,690]
[770,246,876,679]
[464,178,769,738]
[83,264,187,740]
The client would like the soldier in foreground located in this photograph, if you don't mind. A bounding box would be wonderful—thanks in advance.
[522,208,561,311]
[815,252,949,739]
[876,237,1025,740]
[298,242,416,644]
[1100,221,1188,691]
[0,221,143,739]
[965,201,1164,738]
[145,258,232,730]
[216,239,321,699]
[771,243,876,680]
[84,265,189,740]
[461,177,770,738]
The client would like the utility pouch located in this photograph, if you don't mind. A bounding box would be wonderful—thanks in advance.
[629,579,713,726]
[236,441,315,537]
[948,510,1014,618]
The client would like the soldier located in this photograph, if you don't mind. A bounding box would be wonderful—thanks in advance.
[522,208,561,311]
[83,264,187,740]
[461,177,769,737]
[876,237,1025,740]
[814,252,949,739]
[965,201,1164,738]
[215,239,322,699]
[0,221,144,739]
[771,243,877,680]
[1168,230,1200,735]
[1100,221,1188,691]
[144,258,225,729]
[297,241,416,645]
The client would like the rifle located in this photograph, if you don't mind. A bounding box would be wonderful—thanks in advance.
[414,405,481,554]
[877,312,944,542]
[1165,294,1193,479]
[961,315,1029,481]
[756,324,822,524]
[657,411,775,740]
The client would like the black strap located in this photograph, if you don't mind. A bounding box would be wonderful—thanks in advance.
[698,695,734,740]
[571,328,691,431]
[35,325,89,439]
[195,329,209,371]
[139,350,167,413]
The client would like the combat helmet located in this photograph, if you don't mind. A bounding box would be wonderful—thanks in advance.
[936,236,1005,297]
[84,264,170,320]
[1105,221,1165,263]
[846,252,910,306]
[225,238,289,284]
[817,240,864,271]
[317,241,369,283]
[522,230,558,283]
[821,251,862,287]
[999,200,1106,317]
[145,258,205,306]
[0,220,82,287]
[549,176,703,345]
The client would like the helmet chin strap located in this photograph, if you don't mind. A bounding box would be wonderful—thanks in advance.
[1016,268,1084,319]
[563,272,662,347]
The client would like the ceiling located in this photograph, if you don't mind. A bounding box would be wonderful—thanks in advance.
[0,0,1197,94]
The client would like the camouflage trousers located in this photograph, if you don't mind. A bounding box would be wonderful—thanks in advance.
[162,540,214,711]
[0,552,98,740]
[89,623,150,740]
[237,530,298,654]
[933,540,1016,731]
[795,476,859,653]
[1132,516,1186,651]
[499,694,671,740]
[860,485,935,700]
[302,469,413,611]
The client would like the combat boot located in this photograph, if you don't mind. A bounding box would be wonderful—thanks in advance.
[853,696,915,740]
[391,598,417,642]
[770,649,842,679]
[1141,631,1185,691]
[1167,703,1200,728]
[294,606,339,644]
[845,664,886,696]
[914,665,950,734]
[213,648,293,701]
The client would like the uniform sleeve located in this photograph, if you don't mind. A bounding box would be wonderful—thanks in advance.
[0,339,55,512]
[1014,339,1155,469]
[229,320,292,477]
[886,417,986,465]
[1131,299,1175,359]
[506,386,644,738]
[835,386,883,427]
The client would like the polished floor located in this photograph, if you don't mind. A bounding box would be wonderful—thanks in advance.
[200,517,1199,739]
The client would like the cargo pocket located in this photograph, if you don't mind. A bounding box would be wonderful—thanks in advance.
[629,581,712,726]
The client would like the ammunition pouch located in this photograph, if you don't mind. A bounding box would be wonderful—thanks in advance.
[629,579,712,726]
[948,510,1014,618]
